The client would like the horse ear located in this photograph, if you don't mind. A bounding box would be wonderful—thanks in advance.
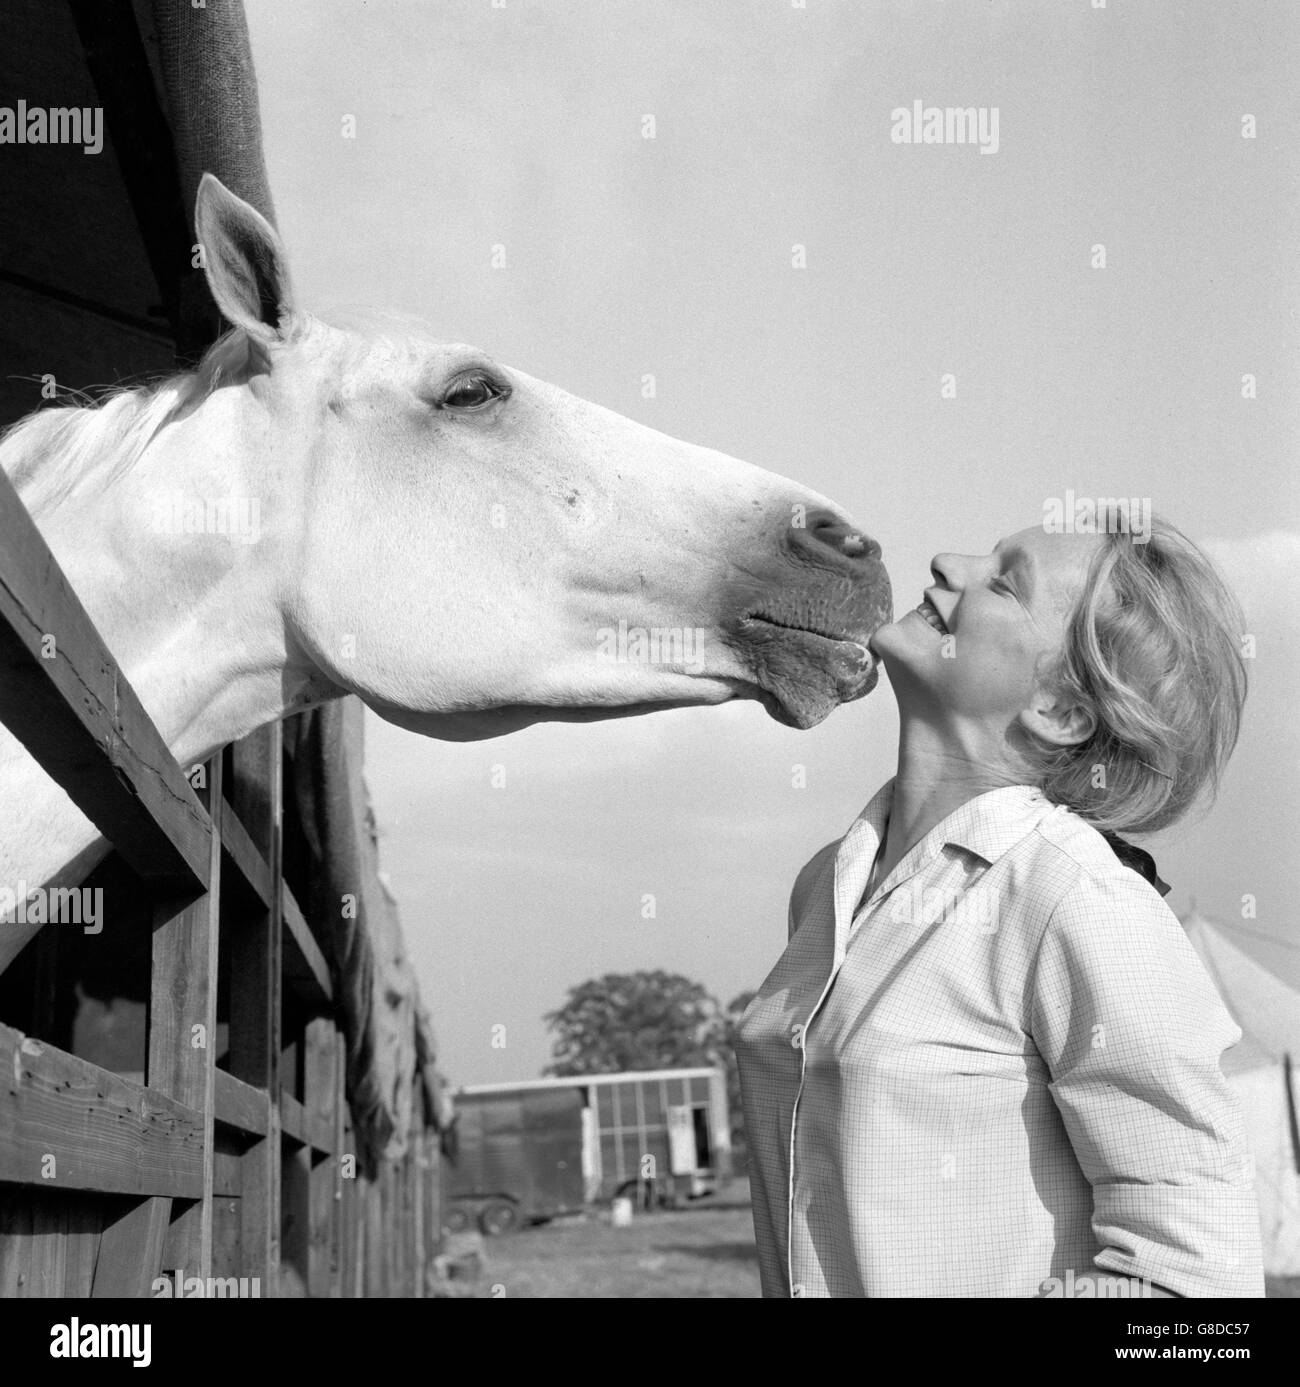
[195,173,299,346]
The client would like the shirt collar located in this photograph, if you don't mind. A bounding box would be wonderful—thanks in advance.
[852,780,1052,868]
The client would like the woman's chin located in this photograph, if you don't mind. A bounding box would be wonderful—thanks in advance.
[871,624,941,700]
[868,619,915,663]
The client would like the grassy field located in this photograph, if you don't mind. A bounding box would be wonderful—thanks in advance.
[443,1181,1300,1299]
[465,1202,762,1299]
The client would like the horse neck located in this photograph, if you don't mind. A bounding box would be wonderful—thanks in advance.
[0,385,340,904]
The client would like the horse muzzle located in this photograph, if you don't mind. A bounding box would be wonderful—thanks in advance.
[721,518,893,728]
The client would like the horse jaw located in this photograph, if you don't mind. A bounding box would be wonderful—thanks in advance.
[366,695,720,743]
[361,637,881,741]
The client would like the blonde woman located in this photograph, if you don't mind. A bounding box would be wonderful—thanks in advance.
[736,514,1262,1298]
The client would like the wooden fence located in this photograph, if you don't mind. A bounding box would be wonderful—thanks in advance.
[0,465,442,1296]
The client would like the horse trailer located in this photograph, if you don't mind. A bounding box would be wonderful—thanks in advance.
[444,1068,732,1235]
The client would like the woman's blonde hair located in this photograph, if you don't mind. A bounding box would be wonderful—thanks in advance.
[1017,514,1247,835]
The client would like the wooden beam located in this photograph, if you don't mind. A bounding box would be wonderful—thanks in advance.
[277,1092,334,1155]
[213,1068,269,1137]
[280,1092,307,1147]
[219,797,273,907]
[282,889,333,1007]
[222,799,331,1008]
[0,469,210,892]
[0,1023,203,1197]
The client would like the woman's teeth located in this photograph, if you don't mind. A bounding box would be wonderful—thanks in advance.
[916,598,948,634]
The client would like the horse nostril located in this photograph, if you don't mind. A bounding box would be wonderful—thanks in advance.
[798,511,883,565]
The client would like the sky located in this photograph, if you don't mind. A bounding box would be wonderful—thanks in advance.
[244,0,1300,1085]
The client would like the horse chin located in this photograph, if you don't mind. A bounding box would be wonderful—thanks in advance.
[724,622,885,730]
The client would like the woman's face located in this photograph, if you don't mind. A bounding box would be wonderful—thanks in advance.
[871,525,1105,724]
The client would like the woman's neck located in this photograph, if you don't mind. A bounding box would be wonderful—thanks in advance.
[872,714,1007,887]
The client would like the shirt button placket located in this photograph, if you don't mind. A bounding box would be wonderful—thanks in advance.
[787,1017,810,1295]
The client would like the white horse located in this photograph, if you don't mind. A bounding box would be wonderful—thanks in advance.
[0,174,891,946]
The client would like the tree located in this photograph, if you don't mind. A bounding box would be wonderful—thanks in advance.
[721,990,756,1168]
[543,971,723,1076]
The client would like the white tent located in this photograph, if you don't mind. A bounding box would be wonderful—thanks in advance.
[1183,910,1300,1278]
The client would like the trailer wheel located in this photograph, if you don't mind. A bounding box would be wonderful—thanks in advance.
[478,1198,519,1236]
[443,1204,473,1234]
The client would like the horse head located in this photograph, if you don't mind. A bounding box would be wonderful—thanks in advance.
[184,175,892,740]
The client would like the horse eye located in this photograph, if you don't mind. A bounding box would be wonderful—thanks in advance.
[441,372,506,411]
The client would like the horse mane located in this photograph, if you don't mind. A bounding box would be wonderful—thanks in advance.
[0,329,254,516]
[1,310,448,518]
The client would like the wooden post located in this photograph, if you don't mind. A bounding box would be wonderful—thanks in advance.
[411,1095,425,1299]
[304,1016,336,1296]
[226,723,282,1290]
[337,1050,355,1298]
[62,1195,100,1297]
[92,1196,171,1297]
[397,1150,409,1295]
[281,1134,311,1293]
[366,1172,383,1298]
[147,750,222,1283]
[406,1135,419,1296]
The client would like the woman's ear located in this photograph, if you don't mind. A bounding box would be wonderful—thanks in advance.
[1017,688,1096,749]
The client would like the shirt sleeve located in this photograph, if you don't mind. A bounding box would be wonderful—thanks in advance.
[788,840,839,942]
[1029,869,1264,1297]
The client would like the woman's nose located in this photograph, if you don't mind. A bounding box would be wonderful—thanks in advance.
[930,553,961,588]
